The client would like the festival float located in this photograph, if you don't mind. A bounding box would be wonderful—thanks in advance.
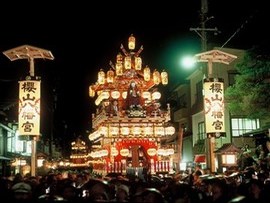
[70,137,88,168]
[88,35,175,176]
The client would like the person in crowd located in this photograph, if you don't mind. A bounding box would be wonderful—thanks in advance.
[112,184,130,202]
[11,182,33,202]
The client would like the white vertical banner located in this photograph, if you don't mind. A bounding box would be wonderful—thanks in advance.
[18,80,41,137]
[203,78,225,138]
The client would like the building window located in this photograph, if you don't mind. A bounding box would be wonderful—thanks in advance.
[228,71,238,86]
[198,122,205,140]
[179,94,187,108]
[196,80,203,103]
[7,131,15,152]
[231,118,260,137]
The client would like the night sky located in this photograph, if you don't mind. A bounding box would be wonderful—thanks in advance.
[0,1,268,146]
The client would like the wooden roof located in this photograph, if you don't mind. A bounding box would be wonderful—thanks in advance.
[215,143,241,154]
[195,49,237,65]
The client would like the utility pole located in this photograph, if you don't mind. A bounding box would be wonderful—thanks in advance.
[190,0,219,51]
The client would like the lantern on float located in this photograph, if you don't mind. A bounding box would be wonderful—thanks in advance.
[116,53,123,63]
[107,69,114,83]
[121,127,130,135]
[109,126,119,136]
[122,91,127,99]
[153,69,161,85]
[124,56,131,69]
[161,70,168,85]
[98,69,105,84]
[111,90,120,99]
[142,91,151,101]
[147,148,157,156]
[165,126,175,135]
[152,91,161,100]
[135,56,142,70]
[132,126,141,135]
[120,149,129,157]
[116,63,123,76]
[111,147,119,156]
[155,126,165,136]
[89,85,95,97]
[128,34,135,50]
[144,66,151,81]
[144,126,153,135]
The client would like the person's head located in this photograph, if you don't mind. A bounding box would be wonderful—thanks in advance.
[11,182,32,200]
[130,81,136,88]
[113,100,118,105]
[116,184,129,201]
[61,184,77,201]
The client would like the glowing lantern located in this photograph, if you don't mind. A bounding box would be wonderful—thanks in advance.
[144,66,151,81]
[142,91,151,100]
[116,52,123,63]
[120,149,129,156]
[101,91,110,100]
[132,127,141,135]
[116,62,123,76]
[111,147,119,156]
[121,127,130,135]
[147,148,157,156]
[135,56,142,70]
[157,149,165,156]
[128,34,135,50]
[155,126,165,136]
[144,126,153,135]
[152,91,161,100]
[89,85,95,97]
[98,69,105,84]
[99,126,108,136]
[165,126,175,135]
[107,69,114,83]
[109,127,119,136]
[111,90,120,99]
[124,56,131,69]
[122,91,127,99]
[161,70,168,85]
[95,98,101,106]
[167,148,175,155]
[101,149,108,157]
[153,70,160,85]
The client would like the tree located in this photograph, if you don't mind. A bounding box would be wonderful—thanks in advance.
[225,45,270,119]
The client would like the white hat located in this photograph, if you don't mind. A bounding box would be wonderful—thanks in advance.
[12,182,32,193]
[117,184,129,195]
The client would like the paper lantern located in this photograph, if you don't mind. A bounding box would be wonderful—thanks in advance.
[98,69,105,84]
[128,34,135,50]
[107,69,114,83]
[161,70,168,85]
[144,66,151,81]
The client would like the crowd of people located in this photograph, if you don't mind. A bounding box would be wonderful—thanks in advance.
[1,162,270,203]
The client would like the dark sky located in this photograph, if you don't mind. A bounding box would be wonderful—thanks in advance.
[0,1,268,142]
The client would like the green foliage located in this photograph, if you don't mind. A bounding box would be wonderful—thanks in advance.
[225,46,270,119]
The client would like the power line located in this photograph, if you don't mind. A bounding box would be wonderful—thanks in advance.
[221,11,258,48]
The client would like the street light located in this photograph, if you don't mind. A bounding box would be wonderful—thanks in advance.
[3,45,54,176]
[194,49,237,172]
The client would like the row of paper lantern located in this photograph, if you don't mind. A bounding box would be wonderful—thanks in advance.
[90,87,161,100]
[89,147,174,159]
[96,66,168,85]
[91,90,162,106]
[88,125,175,141]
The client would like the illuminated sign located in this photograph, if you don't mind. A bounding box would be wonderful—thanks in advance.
[18,80,41,136]
[204,78,225,138]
